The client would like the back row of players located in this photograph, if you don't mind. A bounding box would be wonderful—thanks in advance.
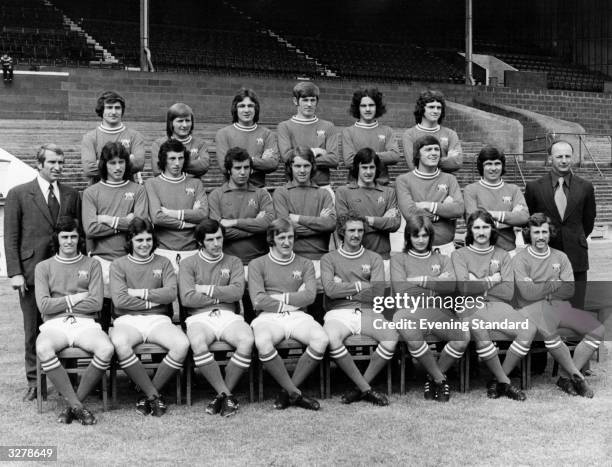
[32,82,602,424]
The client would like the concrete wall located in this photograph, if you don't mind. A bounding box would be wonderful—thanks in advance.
[5,67,612,141]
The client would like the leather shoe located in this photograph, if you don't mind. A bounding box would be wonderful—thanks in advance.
[23,387,37,402]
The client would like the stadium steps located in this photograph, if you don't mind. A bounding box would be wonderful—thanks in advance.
[2,120,612,222]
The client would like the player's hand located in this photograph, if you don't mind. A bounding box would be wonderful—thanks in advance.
[262,148,276,160]
[97,214,114,226]
[366,216,374,226]
[439,271,451,279]
[124,213,135,223]
[195,284,211,295]
[289,213,300,223]
[415,201,431,211]
[298,283,306,292]
[311,147,325,157]
[220,219,237,228]
[333,275,342,283]
[127,288,147,299]
[442,196,454,204]
[383,208,398,218]
[523,277,533,282]
[161,207,179,218]
[405,276,422,282]
[489,272,502,283]
[468,272,479,281]
[10,275,27,294]
[447,149,460,159]
[320,207,333,217]
[71,291,89,304]
[193,200,201,210]
[256,211,266,219]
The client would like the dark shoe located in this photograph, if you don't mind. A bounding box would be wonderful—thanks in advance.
[206,393,226,415]
[486,380,499,399]
[340,388,362,404]
[423,378,435,401]
[434,380,450,403]
[274,389,290,410]
[571,374,594,398]
[498,382,526,401]
[557,376,578,396]
[220,395,239,417]
[73,407,97,425]
[289,392,320,411]
[57,407,73,424]
[23,387,37,402]
[150,395,167,417]
[135,397,151,416]
[361,389,389,406]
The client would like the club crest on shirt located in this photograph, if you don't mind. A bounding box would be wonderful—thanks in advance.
[292,270,302,280]
[220,268,230,278]
[377,196,385,204]
[256,137,264,145]
[316,130,325,137]
[502,196,512,204]
[552,263,561,273]
[124,192,135,200]
[437,184,448,193]
[378,134,386,141]
[152,269,162,278]
[120,139,130,148]
[248,198,256,207]
[490,259,500,272]
[440,137,449,149]
[361,264,371,274]
[431,264,441,275]
[77,270,88,279]
[185,187,195,196]
[190,148,198,157]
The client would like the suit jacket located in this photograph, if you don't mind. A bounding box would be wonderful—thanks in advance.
[525,172,595,272]
[4,178,81,285]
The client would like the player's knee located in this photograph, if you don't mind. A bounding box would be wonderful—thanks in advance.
[309,329,329,353]
[323,327,344,348]
[110,335,133,358]
[254,331,274,354]
[171,334,190,359]
[35,337,55,360]
[393,308,412,322]
[95,339,115,362]
[235,332,255,354]
[188,333,209,354]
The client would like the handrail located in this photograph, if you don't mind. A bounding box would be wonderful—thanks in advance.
[577,135,604,178]
[509,153,527,186]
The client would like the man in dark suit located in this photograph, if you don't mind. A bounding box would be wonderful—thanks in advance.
[525,139,596,309]
[4,144,81,401]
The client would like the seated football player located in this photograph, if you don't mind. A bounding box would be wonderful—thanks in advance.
[35,217,113,425]
[395,135,464,257]
[109,218,189,416]
[145,139,208,274]
[248,218,329,410]
[513,213,604,398]
[342,87,400,186]
[463,146,528,253]
[208,147,274,323]
[402,90,462,172]
[321,212,398,406]
[151,103,210,182]
[273,146,336,322]
[391,215,468,402]
[179,219,254,417]
[452,210,536,401]
[335,147,400,281]
[215,88,279,188]
[82,141,149,329]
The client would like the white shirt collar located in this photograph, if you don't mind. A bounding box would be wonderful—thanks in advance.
[37,175,59,203]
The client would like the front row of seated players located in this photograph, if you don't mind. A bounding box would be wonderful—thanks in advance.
[34,211,604,425]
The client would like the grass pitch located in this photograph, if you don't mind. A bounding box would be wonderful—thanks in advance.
[0,279,610,466]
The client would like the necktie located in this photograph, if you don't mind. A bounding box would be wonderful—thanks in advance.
[48,185,60,222]
[554,177,566,219]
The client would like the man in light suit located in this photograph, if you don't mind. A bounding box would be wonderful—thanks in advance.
[525,139,596,309]
[4,144,81,400]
